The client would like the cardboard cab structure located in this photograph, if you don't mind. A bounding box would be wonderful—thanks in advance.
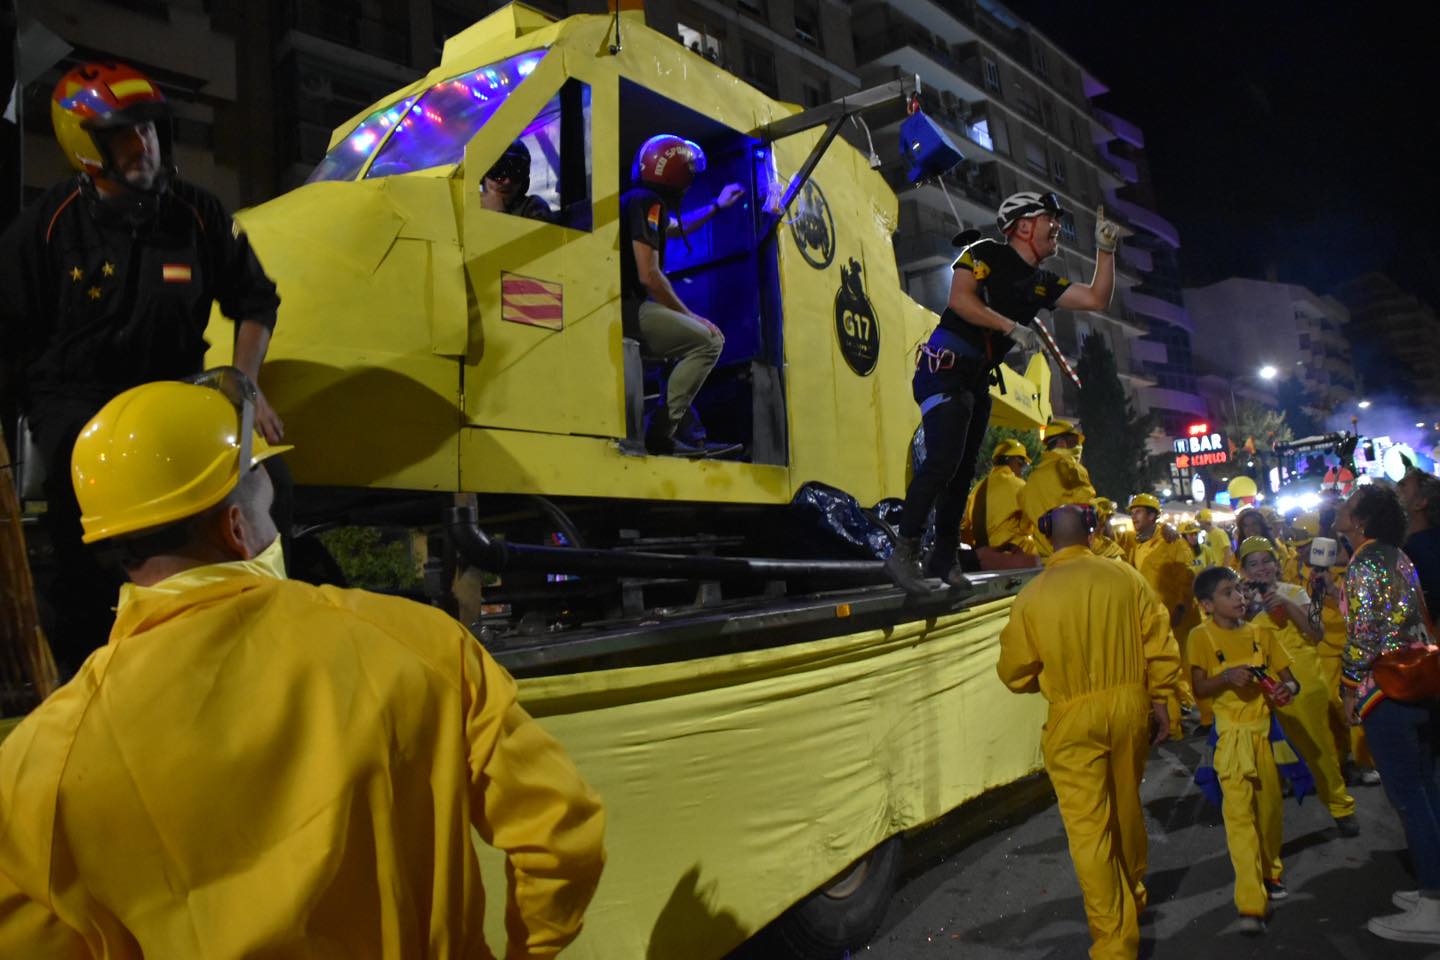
[212,2,1053,606]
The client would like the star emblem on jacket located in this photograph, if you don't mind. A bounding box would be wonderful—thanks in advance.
[70,266,83,281]
[102,261,116,277]
[87,286,102,300]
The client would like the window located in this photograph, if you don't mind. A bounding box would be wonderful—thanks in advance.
[1023,140,1046,174]
[737,0,767,20]
[1032,46,1049,81]
[1041,98,1055,132]
[982,57,1001,93]
[967,117,993,151]
[1070,114,1086,149]
[678,22,724,63]
[478,80,593,231]
[310,49,549,181]
[802,79,829,107]
[742,43,777,96]
[794,0,822,49]
[1051,154,1067,186]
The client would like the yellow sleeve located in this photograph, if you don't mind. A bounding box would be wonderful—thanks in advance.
[996,593,1042,694]
[464,634,607,958]
[0,868,83,958]
[960,480,981,545]
[1133,569,1180,698]
[1256,622,1293,676]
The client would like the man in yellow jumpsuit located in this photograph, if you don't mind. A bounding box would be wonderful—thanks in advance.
[1017,420,1096,558]
[962,438,1039,568]
[1090,497,1127,560]
[0,374,607,956]
[1197,508,1233,568]
[1190,566,1300,934]
[1237,536,1359,835]
[998,504,1179,960]
[1123,493,1201,737]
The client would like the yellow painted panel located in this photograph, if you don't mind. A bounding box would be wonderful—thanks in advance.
[459,426,789,503]
[475,598,1046,958]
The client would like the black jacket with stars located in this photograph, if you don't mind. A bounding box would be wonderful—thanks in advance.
[0,175,279,419]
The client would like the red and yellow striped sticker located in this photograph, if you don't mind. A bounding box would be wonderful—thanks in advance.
[161,263,192,283]
[501,272,563,331]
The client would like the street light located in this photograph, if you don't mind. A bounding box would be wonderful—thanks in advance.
[1358,400,1372,410]
[1258,365,1278,380]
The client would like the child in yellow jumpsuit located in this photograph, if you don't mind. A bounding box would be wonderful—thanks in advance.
[1190,565,1300,935]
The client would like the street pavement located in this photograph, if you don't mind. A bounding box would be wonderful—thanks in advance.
[853,732,1439,959]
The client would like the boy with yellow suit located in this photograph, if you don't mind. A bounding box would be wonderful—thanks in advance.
[1123,494,1201,737]
[1190,566,1301,935]
[1236,537,1360,835]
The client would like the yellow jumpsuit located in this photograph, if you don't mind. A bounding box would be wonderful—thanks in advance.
[1190,620,1292,918]
[998,546,1180,960]
[1125,532,1202,734]
[961,466,1037,554]
[1016,448,1096,557]
[1261,583,1356,821]
[0,563,607,957]
[1091,530,1127,560]
[1310,566,1373,769]
[1201,526,1232,569]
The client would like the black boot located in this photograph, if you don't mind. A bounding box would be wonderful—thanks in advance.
[885,535,936,596]
[925,536,976,599]
[645,414,702,457]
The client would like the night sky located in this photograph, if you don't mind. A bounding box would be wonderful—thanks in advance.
[1005,1,1438,309]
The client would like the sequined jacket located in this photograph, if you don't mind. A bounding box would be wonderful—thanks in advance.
[1342,541,1430,706]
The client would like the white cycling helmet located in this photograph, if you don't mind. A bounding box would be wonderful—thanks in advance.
[996,191,1066,232]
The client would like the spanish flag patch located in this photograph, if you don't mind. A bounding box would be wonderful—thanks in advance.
[162,263,192,283]
[646,203,663,232]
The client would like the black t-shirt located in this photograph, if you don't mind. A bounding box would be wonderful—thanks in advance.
[0,175,279,421]
[618,186,669,303]
[1405,527,1440,618]
[939,238,1071,359]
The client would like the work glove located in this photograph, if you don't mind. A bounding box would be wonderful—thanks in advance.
[1095,204,1120,253]
[1008,322,1041,353]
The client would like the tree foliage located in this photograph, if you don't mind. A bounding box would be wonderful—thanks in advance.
[968,425,1043,489]
[1075,333,1156,502]
[318,526,422,591]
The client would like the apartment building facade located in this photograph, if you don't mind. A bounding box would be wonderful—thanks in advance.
[1334,273,1440,408]
[1184,277,1358,423]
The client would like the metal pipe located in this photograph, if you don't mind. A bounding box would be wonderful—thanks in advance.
[446,505,888,582]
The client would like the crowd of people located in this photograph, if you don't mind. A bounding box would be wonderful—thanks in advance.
[998,462,1440,955]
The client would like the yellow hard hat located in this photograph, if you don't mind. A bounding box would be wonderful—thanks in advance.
[1091,496,1115,517]
[1237,536,1278,563]
[1179,520,1201,535]
[72,378,291,543]
[992,439,1031,464]
[1127,493,1162,513]
[1291,513,1320,543]
[1044,419,1085,446]
[1227,476,1258,500]
[1197,508,1214,523]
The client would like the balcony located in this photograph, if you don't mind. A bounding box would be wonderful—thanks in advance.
[1104,190,1180,249]
[1097,140,1138,183]
[1093,107,1145,148]
[854,23,982,88]
[1130,339,1168,366]
[1119,243,1154,274]
[1124,289,1193,332]
[1139,386,1208,418]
